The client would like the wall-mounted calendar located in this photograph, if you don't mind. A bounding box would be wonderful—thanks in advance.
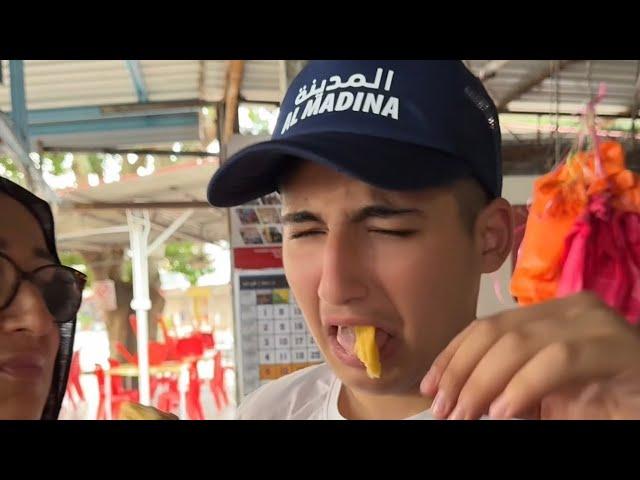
[233,269,323,398]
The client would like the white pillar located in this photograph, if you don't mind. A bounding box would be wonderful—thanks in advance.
[127,209,152,405]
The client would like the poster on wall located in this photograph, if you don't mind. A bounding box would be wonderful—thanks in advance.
[230,192,283,248]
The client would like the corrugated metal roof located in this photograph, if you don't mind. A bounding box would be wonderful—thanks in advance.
[0,60,283,111]
[1,60,637,114]
[2,60,639,200]
[0,60,285,150]
[240,60,282,102]
[466,60,640,115]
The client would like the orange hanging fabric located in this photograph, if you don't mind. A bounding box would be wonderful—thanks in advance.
[510,83,640,323]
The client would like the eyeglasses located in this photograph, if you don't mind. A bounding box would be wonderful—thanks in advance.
[0,251,87,325]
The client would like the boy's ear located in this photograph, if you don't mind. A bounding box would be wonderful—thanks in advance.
[474,197,514,274]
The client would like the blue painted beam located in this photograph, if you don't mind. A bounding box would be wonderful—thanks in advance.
[125,60,149,103]
[26,102,203,125]
[9,60,29,145]
[29,113,198,136]
[28,106,105,125]
[4,61,57,202]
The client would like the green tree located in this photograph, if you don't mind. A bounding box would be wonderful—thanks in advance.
[246,108,271,135]
[163,242,214,286]
[0,156,25,185]
[43,152,68,176]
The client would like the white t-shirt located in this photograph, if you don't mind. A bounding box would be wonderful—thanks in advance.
[236,363,438,420]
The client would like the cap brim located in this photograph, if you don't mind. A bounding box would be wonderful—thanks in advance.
[207,132,474,207]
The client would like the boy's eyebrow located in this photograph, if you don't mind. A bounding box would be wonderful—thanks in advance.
[281,205,424,226]
[281,211,323,225]
[350,205,424,223]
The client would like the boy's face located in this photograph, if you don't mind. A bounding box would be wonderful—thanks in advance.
[281,161,505,396]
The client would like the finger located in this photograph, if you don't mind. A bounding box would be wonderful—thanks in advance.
[449,330,545,420]
[488,339,617,419]
[431,320,507,418]
[539,383,612,420]
[420,319,477,397]
[423,299,571,399]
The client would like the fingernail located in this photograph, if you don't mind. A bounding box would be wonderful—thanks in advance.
[489,395,509,419]
[431,391,449,418]
[420,369,435,394]
[448,404,466,420]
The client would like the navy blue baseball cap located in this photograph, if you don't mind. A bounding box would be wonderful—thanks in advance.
[207,60,502,207]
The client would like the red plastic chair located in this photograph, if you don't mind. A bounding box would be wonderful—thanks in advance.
[175,336,205,359]
[186,361,205,420]
[124,314,175,364]
[195,332,215,351]
[115,341,136,364]
[117,317,179,405]
[154,361,204,420]
[209,351,232,413]
[65,350,85,409]
[94,359,139,420]
[115,340,170,366]
[173,338,207,419]
[119,317,208,419]
[175,333,217,419]
[115,341,175,400]
[157,388,180,414]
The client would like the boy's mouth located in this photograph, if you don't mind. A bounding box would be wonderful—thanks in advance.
[326,323,398,370]
[333,326,391,355]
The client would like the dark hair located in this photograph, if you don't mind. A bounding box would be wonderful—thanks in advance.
[450,177,491,235]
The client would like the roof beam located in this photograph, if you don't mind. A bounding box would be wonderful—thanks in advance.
[497,60,578,112]
[498,110,635,119]
[56,210,211,246]
[198,60,207,99]
[0,61,57,203]
[69,201,212,210]
[41,146,215,158]
[57,225,130,240]
[124,60,149,103]
[9,60,29,144]
[25,101,209,125]
[100,99,210,115]
[2,61,34,186]
[29,113,198,136]
[148,209,194,255]
[478,60,511,81]
[222,60,245,144]
[149,218,211,244]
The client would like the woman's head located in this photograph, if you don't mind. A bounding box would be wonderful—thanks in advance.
[0,178,84,419]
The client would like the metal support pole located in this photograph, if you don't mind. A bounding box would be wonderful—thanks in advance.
[126,209,152,405]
